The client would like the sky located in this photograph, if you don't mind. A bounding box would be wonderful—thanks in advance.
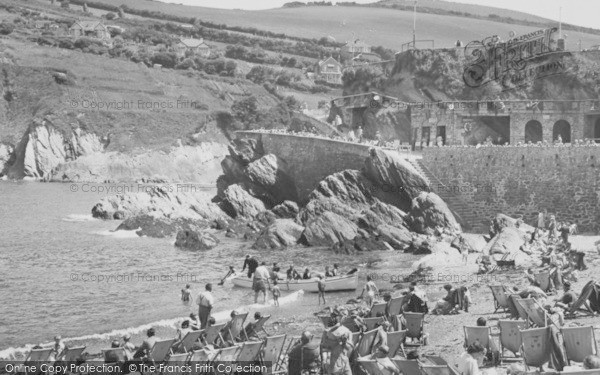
[158,0,598,29]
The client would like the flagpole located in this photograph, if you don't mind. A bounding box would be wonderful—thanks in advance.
[412,0,417,49]
[559,7,562,39]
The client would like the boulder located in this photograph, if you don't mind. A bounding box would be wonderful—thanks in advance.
[252,219,304,250]
[412,242,462,270]
[272,200,299,219]
[220,184,267,220]
[363,148,429,210]
[377,224,412,249]
[483,227,527,255]
[175,230,220,250]
[0,142,14,175]
[407,192,461,235]
[302,211,359,247]
[245,154,298,204]
[116,214,203,238]
[229,138,263,165]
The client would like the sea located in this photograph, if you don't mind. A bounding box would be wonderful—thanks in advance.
[0,181,422,358]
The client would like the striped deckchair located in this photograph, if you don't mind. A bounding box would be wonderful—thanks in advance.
[489,285,510,313]
[498,319,527,361]
[561,326,598,364]
[520,327,552,370]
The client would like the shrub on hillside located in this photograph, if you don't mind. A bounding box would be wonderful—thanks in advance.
[231,96,259,127]
[0,22,15,35]
[176,58,196,70]
[151,52,177,69]
[60,0,70,9]
[105,12,117,20]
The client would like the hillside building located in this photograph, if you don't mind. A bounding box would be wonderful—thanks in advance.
[315,57,343,85]
[175,38,210,58]
[69,20,111,40]
[341,39,371,55]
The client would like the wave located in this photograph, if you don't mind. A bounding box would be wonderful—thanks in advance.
[94,228,141,238]
[0,291,304,359]
[62,214,97,222]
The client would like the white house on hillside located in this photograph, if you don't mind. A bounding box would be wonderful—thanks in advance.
[342,39,371,54]
[315,56,343,85]
[175,38,210,58]
[69,20,111,40]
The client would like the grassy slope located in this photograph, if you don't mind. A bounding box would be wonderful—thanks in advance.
[0,18,278,150]
[65,0,600,50]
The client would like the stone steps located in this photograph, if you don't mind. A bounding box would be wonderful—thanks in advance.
[410,158,486,233]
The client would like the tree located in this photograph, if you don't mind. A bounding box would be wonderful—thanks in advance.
[105,12,116,20]
[117,7,125,18]
[60,0,69,9]
[0,23,15,36]
[231,96,259,127]
[151,52,177,69]
[82,3,89,13]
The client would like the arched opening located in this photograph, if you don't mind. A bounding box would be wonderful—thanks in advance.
[553,120,571,143]
[594,118,600,143]
[524,120,543,144]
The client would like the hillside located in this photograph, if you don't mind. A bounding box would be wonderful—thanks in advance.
[57,0,600,50]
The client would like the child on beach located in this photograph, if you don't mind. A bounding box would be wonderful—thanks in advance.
[318,275,326,305]
[181,284,192,304]
[272,280,281,306]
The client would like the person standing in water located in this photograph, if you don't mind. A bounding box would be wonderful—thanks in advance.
[360,275,379,308]
[196,283,214,329]
[242,255,259,279]
[253,262,271,304]
[181,284,192,304]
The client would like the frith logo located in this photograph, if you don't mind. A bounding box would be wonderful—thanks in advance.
[463,28,569,90]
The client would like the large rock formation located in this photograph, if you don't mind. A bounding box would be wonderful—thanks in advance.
[245,154,298,204]
[0,142,14,176]
[252,219,304,250]
[8,119,105,179]
[483,226,527,255]
[219,184,267,220]
[302,211,359,247]
[406,192,461,235]
[175,230,220,250]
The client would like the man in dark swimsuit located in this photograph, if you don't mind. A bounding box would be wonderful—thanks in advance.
[242,254,259,278]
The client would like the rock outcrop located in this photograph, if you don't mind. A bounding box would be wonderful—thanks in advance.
[302,211,359,247]
[8,119,105,179]
[245,154,298,204]
[406,192,461,235]
[252,219,304,250]
[483,226,527,255]
[175,230,220,250]
[219,184,267,220]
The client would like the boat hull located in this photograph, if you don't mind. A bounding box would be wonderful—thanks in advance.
[230,274,358,293]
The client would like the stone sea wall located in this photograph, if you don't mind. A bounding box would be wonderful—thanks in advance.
[422,146,600,232]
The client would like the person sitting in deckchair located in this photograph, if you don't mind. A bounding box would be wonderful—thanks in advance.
[188,313,201,331]
[358,345,400,375]
[372,321,392,354]
[457,343,486,375]
[513,285,547,300]
[348,310,367,333]
[288,331,321,375]
[121,334,136,361]
[476,317,500,366]
[555,281,594,314]
[133,328,159,359]
[433,284,456,314]
[243,312,264,340]
[221,310,242,346]
[584,355,600,369]
[172,320,191,351]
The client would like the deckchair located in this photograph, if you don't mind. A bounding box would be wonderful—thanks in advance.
[421,364,450,375]
[391,359,422,375]
[237,341,264,362]
[498,319,527,361]
[102,348,126,364]
[370,303,388,318]
[520,327,552,370]
[250,315,271,338]
[203,323,226,346]
[14,348,54,375]
[423,356,459,375]
[148,339,176,364]
[364,317,385,331]
[214,345,241,362]
[506,294,522,319]
[174,330,204,353]
[489,285,510,313]
[561,326,598,364]
[58,346,86,361]
[510,295,529,323]
[260,334,287,375]
[357,359,385,375]
[163,353,190,375]
[567,281,596,317]
[351,332,361,346]
[387,330,407,358]
[226,312,248,342]
[464,326,491,349]
[188,347,218,363]
[404,312,426,346]
[356,329,379,357]
[534,272,554,293]
[516,298,547,327]
[388,297,405,316]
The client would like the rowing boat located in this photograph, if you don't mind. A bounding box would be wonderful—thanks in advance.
[229,273,359,293]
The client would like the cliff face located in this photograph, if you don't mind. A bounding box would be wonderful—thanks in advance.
[8,120,105,180]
